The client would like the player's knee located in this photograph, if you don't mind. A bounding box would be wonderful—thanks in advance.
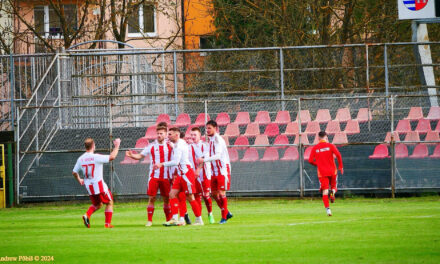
[322,189,329,195]
[96,203,103,209]
[149,196,156,203]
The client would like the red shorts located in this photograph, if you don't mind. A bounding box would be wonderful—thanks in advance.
[195,178,211,194]
[90,190,113,206]
[172,169,197,194]
[147,177,171,197]
[318,175,338,192]
[211,165,231,192]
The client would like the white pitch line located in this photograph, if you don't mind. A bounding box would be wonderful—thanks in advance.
[288,215,435,226]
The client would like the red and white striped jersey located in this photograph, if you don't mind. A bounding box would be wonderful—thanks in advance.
[189,141,212,180]
[163,138,192,176]
[73,152,110,195]
[204,133,230,177]
[141,140,173,179]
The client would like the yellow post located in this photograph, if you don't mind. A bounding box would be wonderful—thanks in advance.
[0,144,5,208]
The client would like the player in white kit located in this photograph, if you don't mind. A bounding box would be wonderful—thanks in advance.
[73,137,121,228]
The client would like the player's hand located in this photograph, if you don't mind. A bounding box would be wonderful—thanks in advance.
[153,163,163,170]
[113,138,121,147]
[195,168,201,175]
[125,150,132,157]
[339,168,344,175]
[79,179,84,185]
[197,157,204,164]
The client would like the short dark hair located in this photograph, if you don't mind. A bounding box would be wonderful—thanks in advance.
[191,127,201,133]
[318,131,327,138]
[157,122,168,128]
[206,120,217,128]
[169,127,180,133]
[84,138,94,150]
[180,131,185,138]
[156,126,167,132]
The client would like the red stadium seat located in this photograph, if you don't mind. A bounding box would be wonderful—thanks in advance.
[234,136,249,149]
[395,144,409,159]
[274,111,291,125]
[274,135,289,148]
[145,126,157,140]
[409,144,429,159]
[395,119,411,134]
[304,121,320,135]
[303,146,313,160]
[194,113,210,127]
[332,132,348,145]
[325,121,341,135]
[369,144,389,159]
[261,147,279,162]
[314,109,331,124]
[241,148,259,162]
[216,112,230,127]
[294,134,310,145]
[254,111,271,125]
[426,106,440,120]
[334,108,351,123]
[120,151,140,165]
[222,136,230,146]
[344,120,360,135]
[174,113,191,127]
[436,121,440,132]
[424,131,440,144]
[228,148,239,162]
[312,133,320,145]
[243,123,260,137]
[155,114,171,126]
[134,137,149,149]
[234,112,251,126]
[283,122,300,136]
[281,147,299,161]
[430,144,440,158]
[384,132,400,143]
[223,123,240,138]
[405,107,424,121]
[415,119,431,134]
[294,110,311,124]
[354,108,372,123]
[264,123,279,137]
[403,131,420,143]
[254,135,269,147]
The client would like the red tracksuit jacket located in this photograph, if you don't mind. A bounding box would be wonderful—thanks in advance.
[308,140,343,177]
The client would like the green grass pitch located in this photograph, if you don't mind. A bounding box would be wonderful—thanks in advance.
[0,197,439,263]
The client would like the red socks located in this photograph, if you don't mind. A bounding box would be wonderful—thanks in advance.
[214,195,223,208]
[194,194,203,214]
[203,195,213,214]
[170,198,179,216]
[178,192,187,217]
[163,204,171,221]
[105,209,113,225]
[220,195,228,219]
[147,206,154,221]
[322,195,329,208]
[189,199,202,217]
[86,205,98,218]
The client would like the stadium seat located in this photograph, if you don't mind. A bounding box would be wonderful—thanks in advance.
[303,146,313,160]
[294,134,309,145]
[155,114,171,126]
[436,121,440,132]
[194,113,210,127]
[354,108,372,123]
[263,123,279,137]
[145,126,157,140]
[120,151,140,165]
[304,121,320,134]
[334,108,351,123]
[283,122,300,136]
[274,135,289,148]
[424,131,440,144]
[409,144,429,159]
[403,131,420,143]
[426,106,440,120]
[174,113,191,127]
[384,132,400,143]
[369,144,389,159]
[294,110,311,124]
[243,123,260,137]
[415,119,431,134]
[395,144,409,158]
[395,119,411,134]
[134,137,149,149]
[430,144,440,158]
[344,120,360,135]
[332,132,348,145]
[314,109,331,124]
[254,135,269,147]
[223,123,240,138]
[274,111,291,125]
[228,148,239,162]
[234,112,251,126]
[312,133,320,145]
[405,107,424,121]
[222,136,230,146]
[216,112,231,127]
[234,136,250,149]
[254,111,271,125]
[261,147,279,162]
[325,121,341,135]
[280,146,299,161]
[241,148,259,162]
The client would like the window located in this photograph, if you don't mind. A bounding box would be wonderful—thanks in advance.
[199,35,217,56]
[34,5,77,38]
[128,3,156,37]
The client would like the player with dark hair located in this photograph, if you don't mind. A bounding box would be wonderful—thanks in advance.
[198,120,233,224]
[73,137,121,228]
[308,131,344,216]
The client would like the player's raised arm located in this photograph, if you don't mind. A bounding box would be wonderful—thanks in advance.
[109,138,121,161]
